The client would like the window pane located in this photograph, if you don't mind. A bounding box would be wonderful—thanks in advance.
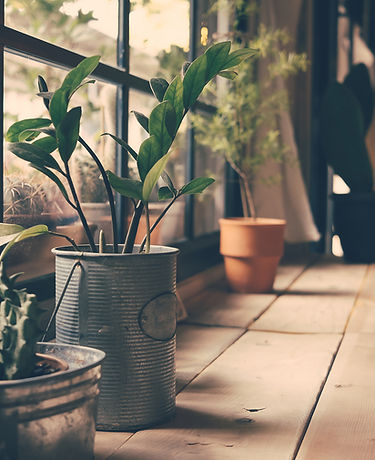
[129,0,189,80]
[4,52,118,278]
[194,116,225,236]
[5,0,118,66]
[128,89,187,244]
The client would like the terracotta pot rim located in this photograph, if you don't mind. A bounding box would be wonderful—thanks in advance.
[219,217,286,227]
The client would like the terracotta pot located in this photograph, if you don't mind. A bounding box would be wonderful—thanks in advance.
[219,217,286,293]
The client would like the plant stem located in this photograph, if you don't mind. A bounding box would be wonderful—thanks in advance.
[48,231,80,251]
[239,176,251,217]
[139,195,179,252]
[145,202,150,254]
[65,162,97,252]
[78,136,119,253]
[123,201,144,253]
[243,175,256,219]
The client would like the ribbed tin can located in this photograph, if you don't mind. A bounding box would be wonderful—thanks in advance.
[53,245,179,431]
[0,342,105,460]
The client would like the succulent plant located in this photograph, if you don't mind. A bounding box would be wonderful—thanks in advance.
[0,262,44,380]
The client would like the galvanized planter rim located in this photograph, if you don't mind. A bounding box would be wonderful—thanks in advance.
[52,244,180,259]
[0,342,105,388]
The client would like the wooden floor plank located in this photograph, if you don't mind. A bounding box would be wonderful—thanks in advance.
[183,264,306,328]
[94,432,133,460]
[176,324,244,392]
[346,265,375,333]
[297,333,375,460]
[251,259,367,333]
[94,324,242,458]
[108,331,340,460]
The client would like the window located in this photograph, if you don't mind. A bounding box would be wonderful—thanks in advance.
[1,0,227,287]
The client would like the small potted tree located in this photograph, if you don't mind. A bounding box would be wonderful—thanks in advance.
[0,224,105,460]
[193,22,307,293]
[5,42,256,430]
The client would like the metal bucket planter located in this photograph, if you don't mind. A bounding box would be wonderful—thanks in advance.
[53,245,179,431]
[0,342,105,460]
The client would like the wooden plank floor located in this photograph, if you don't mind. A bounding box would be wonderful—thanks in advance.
[95,256,375,459]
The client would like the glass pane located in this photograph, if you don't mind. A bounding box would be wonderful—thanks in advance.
[4,52,118,279]
[129,0,189,80]
[128,89,187,245]
[5,0,118,66]
[194,114,225,236]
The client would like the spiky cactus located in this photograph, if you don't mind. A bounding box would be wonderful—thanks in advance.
[0,262,43,380]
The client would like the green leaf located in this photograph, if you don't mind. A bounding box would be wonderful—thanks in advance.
[149,100,175,152]
[56,107,82,163]
[158,186,174,200]
[142,151,172,201]
[218,70,238,80]
[180,177,215,195]
[49,87,70,127]
[61,55,100,98]
[0,225,49,262]
[132,111,149,133]
[182,61,191,75]
[164,75,184,128]
[183,53,208,110]
[6,118,51,142]
[222,48,258,70]
[38,75,50,110]
[150,78,169,102]
[107,170,143,200]
[0,223,24,239]
[102,133,138,160]
[29,164,70,202]
[33,136,57,154]
[205,41,231,81]
[137,135,162,181]
[8,142,63,172]
[161,171,177,196]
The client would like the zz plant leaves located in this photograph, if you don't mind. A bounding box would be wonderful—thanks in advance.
[5,41,255,255]
[180,177,215,195]
[150,78,169,102]
[5,118,51,142]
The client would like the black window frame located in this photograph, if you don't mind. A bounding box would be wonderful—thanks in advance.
[0,0,225,297]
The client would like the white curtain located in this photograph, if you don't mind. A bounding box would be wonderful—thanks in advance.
[253,0,320,243]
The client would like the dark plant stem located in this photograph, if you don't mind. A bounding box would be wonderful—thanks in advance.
[145,202,150,254]
[139,195,179,252]
[48,231,80,251]
[65,162,97,252]
[78,136,119,253]
[123,201,144,253]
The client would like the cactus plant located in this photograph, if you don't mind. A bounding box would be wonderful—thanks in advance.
[0,263,44,380]
[320,64,374,193]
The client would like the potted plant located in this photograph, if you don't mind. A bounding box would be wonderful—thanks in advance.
[321,63,375,262]
[5,42,255,430]
[193,20,307,293]
[0,224,105,460]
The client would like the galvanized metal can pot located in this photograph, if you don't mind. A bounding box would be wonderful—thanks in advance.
[53,245,179,431]
[0,342,105,460]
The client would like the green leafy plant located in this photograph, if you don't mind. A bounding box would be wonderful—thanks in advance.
[192,9,307,219]
[5,42,256,254]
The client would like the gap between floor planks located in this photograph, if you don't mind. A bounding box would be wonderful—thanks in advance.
[95,257,370,459]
